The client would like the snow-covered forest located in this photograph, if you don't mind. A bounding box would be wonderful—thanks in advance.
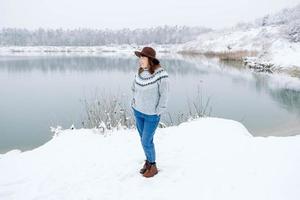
[0,5,299,47]
[0,25,211,46]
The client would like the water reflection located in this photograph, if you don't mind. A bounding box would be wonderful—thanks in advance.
[0,55,201,74]
[218,59,300,116]
[268,89,300,116]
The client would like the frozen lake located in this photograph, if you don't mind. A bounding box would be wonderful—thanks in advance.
[0,53,300,153]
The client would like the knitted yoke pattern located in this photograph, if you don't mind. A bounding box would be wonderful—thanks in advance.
[131,67,170,115]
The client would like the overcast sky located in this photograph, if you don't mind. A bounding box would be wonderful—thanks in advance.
[0,0,299,30]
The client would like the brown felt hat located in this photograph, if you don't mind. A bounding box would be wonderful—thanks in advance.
[134,46,160,64]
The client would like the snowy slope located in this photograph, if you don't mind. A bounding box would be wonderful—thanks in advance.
[176,4,300,70]
[0,117,299,200]
[177,26,300,69]
[177,26,280,53]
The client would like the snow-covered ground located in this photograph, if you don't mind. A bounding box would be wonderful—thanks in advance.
[176,26,300,71]
[178,26,275,53]
[0,117,299,200]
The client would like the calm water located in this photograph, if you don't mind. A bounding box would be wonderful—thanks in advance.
[0,54,300,153]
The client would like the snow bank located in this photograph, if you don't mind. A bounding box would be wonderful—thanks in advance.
[0,117,299,200]
[269,39,300,68]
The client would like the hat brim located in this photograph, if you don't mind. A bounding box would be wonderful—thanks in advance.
[134,51,160,64]
[134,51,143,57]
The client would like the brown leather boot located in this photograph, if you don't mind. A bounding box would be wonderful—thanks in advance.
[139,160,150,174]
[143,163,158,178]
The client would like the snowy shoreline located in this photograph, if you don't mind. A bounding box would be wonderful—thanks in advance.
[1,42,299,76]
[0,117,299,200]
[0,45,174,55]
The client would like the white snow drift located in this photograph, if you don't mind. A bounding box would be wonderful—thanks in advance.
[0,117,299,200]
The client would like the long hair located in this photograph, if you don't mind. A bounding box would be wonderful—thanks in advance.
[138,57,161,75]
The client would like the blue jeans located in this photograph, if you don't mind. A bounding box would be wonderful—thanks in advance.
[132,107,160,163]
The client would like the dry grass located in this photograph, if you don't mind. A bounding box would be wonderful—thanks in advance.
[164,83,212,126]
[81,82,213,132]
[204,50,258,61]
[81,92,136,132]
[178,50,258,61]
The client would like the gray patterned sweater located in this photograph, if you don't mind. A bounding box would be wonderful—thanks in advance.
[131,67,169,115]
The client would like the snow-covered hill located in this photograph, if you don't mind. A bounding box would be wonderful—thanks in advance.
[177,4,300,71]
[0,117,299,200]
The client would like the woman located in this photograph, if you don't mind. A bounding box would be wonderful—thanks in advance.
[131,46,169,178]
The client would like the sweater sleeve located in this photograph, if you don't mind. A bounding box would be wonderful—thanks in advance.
[131,78,135,92]
[155,77,170,115]
[130,76,136,107]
